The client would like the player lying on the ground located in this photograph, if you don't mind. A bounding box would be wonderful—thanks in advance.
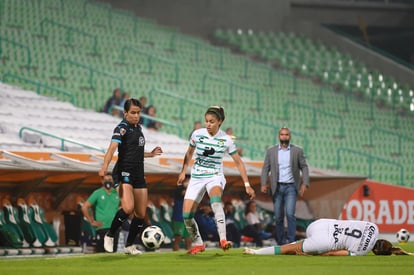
[243,219,413,256]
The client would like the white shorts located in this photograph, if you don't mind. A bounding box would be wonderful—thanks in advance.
[184,175,226,203]
[302,219,331,254]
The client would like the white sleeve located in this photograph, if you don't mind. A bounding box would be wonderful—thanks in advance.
[226,135,238,155]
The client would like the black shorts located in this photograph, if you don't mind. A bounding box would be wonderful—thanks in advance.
[113,162,147,189]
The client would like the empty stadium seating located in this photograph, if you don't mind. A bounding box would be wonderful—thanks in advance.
[0,0,413,188]
[212,28,414,187]
[0,82,188,157]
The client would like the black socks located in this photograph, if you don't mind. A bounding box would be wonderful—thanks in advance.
[125,217,145,247]
[107,208,129,237]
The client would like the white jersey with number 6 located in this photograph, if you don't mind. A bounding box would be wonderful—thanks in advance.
[302,219,379,256]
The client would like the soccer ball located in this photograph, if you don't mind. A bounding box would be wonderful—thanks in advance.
[141,225,165,249]
[396,228,410,243]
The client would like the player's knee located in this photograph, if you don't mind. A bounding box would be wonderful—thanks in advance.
[122,205,134,215]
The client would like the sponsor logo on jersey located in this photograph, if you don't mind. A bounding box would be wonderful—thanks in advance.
[139,136,145,146]
[333,224,344,243]
[203,147,215,156]
[195,158,215,168]
[362,225,376,251]
[217,139,225,147]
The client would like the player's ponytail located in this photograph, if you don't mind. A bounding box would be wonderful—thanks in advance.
[206,106,225,122]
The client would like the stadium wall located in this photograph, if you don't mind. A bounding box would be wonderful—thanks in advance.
[98,0,414,36]
[97,0,290,35]
[289,0,414,27]
[285,3,414,86]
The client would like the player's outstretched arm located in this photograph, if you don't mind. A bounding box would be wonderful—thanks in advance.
[177,146,194,186]
[144,146,163,158]
[231,152,255,199]
[319,250,349,256]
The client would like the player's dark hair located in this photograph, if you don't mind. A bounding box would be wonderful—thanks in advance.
[124,98,142,112]
[205,106,225,122]
[372,239,393,255]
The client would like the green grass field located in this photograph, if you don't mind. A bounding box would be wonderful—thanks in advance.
[1,244,414,275]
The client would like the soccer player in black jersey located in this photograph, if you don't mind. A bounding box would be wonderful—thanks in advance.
[99,98,163,255]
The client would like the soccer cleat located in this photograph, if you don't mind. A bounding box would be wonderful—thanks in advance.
[220,240,232,252]
[103,234,114,253]
[242,247,256,255]
[187,244,206,255]
[124,245,143,255]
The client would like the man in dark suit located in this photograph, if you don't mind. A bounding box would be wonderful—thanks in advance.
[260,127,309,245]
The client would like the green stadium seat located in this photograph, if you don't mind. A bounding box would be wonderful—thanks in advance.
[1,1,413,187]
[2,200,25,248]
[146,202,173,245]
[0,207,24,248]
